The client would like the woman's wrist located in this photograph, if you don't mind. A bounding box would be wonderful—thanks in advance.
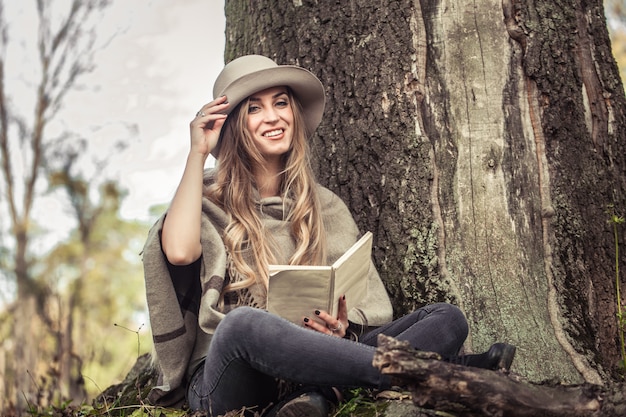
[186,149,209,167]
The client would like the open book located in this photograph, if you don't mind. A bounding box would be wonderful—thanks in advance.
[267,231,372,325]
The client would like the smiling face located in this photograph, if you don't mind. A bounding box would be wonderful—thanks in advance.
[245,86,294,163]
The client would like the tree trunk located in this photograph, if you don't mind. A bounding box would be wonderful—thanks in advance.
[57,241,90,403]
[57,291,87,403]
[13,296,38,410]
[223,0,626,384]
[12,227,40,410]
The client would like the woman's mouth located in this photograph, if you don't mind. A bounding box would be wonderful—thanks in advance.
[263,129,284,138]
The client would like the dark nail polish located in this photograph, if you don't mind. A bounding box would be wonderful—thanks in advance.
[304,317,310,323]
[315,310,320,315]
[342,295,346,300]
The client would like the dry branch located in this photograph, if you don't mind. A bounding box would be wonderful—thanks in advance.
[373,334,626,417]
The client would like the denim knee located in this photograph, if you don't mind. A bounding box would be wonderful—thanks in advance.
[429,302,469,341]
[212,306,264,341]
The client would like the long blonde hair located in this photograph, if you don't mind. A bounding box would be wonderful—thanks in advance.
[205,88,327,295]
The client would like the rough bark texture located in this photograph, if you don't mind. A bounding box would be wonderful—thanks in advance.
[373,334,626,417]
[223,0,626,384]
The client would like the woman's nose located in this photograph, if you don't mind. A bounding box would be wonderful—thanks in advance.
[263,108,279,123]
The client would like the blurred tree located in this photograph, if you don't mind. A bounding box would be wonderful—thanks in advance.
[0,177,150,405]
[606,0,626,84]
[39,136,148,400]
[606,0,626,22]
[42,170,150,401]
[0,0,113,411]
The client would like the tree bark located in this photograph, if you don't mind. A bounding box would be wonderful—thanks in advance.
[223,0,626,384]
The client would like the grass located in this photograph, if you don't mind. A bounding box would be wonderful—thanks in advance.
[333,388,388,417]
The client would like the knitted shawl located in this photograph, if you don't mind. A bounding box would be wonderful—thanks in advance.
[142,169,393,406]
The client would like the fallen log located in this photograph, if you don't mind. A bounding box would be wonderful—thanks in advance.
[372,334,626,417]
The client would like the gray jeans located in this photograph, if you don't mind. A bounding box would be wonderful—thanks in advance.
[187,302,468,416]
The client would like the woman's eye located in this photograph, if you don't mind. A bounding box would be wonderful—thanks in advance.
[276,100,288,107]
[248,105,260,113]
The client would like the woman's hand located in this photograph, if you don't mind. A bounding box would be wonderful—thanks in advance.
[190,95,229,156]
[303,295,349,338]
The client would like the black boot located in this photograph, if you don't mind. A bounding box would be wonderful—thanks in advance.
[265,386,337,417]
[271,392,330,417]
[446,343,516,371]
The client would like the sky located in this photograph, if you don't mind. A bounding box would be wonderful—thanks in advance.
[74,0,225,220]
[4,0,226,251]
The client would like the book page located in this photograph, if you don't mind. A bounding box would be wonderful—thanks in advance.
[331,232,372,316]
[267,266,332,325]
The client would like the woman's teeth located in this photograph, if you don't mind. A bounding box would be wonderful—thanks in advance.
[264,129,283,137]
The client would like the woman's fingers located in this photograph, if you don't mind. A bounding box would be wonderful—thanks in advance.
[191,96,229,128]
[195,96,229,119]
[303,298,348,338]
[189,97,229,155]
[191,112,227,131]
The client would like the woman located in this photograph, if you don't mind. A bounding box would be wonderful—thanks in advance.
[142,55,515,417]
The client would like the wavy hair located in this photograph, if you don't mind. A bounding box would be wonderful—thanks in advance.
[205,88,327,295]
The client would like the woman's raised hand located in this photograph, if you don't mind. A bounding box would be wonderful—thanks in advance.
[303,295,349,338]
[189,95,229,157]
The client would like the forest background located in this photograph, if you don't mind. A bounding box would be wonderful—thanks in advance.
[0,0,226,410]
[1,0,626,412]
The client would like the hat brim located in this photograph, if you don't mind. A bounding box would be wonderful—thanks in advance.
[212,66,325,157]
